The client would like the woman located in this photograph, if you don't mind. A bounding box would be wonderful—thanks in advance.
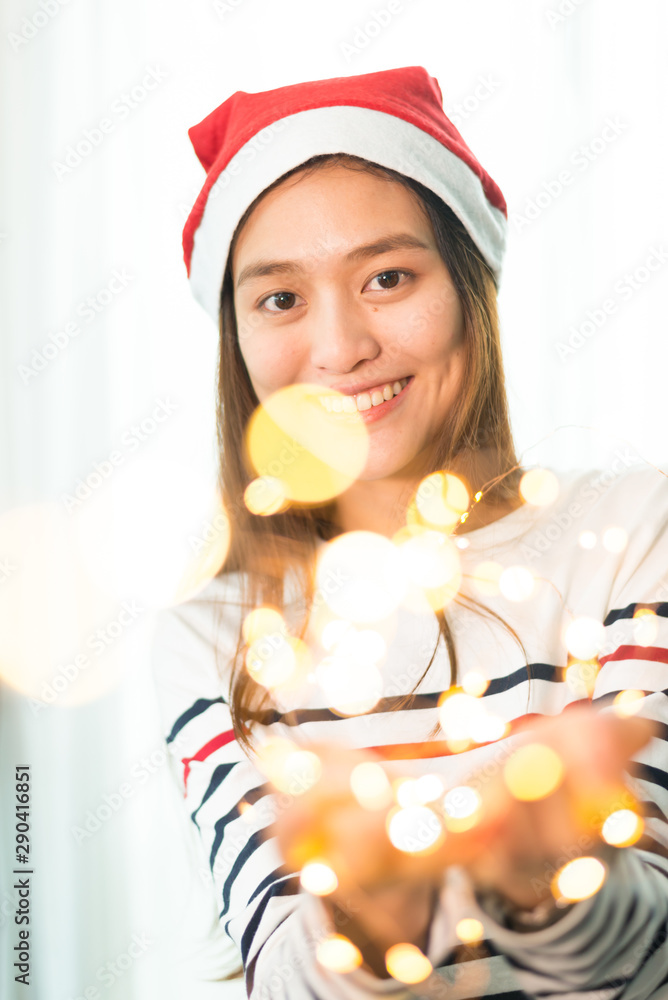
[153,67,668,998]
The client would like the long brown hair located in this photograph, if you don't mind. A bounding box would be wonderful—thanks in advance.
[214,153,521,748]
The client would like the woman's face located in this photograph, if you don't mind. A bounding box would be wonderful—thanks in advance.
[232,163,466,482]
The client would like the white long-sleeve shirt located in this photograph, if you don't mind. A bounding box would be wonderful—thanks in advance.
[151,465,668,999]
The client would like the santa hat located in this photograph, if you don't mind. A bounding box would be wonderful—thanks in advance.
[183,66,507,324]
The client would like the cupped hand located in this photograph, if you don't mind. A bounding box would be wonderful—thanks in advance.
[264,707,654,934]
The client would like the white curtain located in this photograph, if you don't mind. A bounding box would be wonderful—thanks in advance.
[1,2,667,997]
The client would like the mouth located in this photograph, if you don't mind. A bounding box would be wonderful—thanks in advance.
[318,377,413,416]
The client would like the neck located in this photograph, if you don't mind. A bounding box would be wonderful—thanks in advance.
[331,447,521,539]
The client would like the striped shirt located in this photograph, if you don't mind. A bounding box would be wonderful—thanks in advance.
[151,465,668,999]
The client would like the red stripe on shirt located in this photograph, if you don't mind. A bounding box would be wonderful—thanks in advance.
[182,730,237,791]
[599,645,668,667]
[367,702,590,761]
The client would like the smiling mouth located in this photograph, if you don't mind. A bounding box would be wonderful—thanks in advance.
[318,377,411,414]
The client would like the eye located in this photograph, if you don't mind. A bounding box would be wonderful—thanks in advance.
[365,269,412,292]
[259,291,303,313]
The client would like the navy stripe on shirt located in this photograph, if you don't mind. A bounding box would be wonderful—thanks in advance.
[166,695,226,744]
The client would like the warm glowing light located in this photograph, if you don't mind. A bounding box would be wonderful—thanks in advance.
[439,691,487,742]
[456,918,485,944]
[300,861,339,895]
[332,627,386,665]
[0,503,126,703]
[563,617,605,661]
[255,740,322,795]
[387,806,444,854]
[413,472,469,529]
[602,526,628,554]
[613,689,645,717]
[470,561,503,597]
[438,689,504,743]
[519,469,559,507]
[242,607,287,645]
[316,935,363,973]
[602,809,644,847]
[633,610,659,647]
[243,475,288,515]
[315,655,383,715]
[443,786,482,832]
[470,712,508,744]
[315,531,405,622]
[395,778,420,808]
[245,633,298,688]
[320,619,352,652]
[503,744,564,801]
[578,530,597,550]
[246,383,369,505]
[350,762,393,810]
[283,750,322,793]
[499,566,534,602]
[462,670,490,697]
[553,856,607,902]
[396,529,460,590]
[393,525,462,613]
[565,660,599,698]
[74,460,230,608]
[414,774,445,804]
[394,776,445,808]
[238,800,253,822]
[385,943,433,984]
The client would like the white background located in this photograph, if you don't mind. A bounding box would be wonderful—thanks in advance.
[1,1,667,997]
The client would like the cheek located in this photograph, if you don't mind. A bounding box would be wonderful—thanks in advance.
[239,333,301,396]
[393,285,463,354]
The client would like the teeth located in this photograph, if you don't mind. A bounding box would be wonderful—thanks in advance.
[319,378,409,414]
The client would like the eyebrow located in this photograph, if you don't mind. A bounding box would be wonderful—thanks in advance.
[235,233,432,290]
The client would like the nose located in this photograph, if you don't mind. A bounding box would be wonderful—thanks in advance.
[307,291,381,375]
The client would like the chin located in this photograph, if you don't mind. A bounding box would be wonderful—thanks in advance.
[357,455,416,482]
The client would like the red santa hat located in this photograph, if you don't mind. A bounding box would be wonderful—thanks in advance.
[183,65,507,323]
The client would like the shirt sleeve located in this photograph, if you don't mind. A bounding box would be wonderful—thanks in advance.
[470,473,668,1000]
[150,579,418,1000]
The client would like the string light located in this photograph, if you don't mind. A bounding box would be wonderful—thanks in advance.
[316,935,363,973]
[386,805,444,855]
[503,744,564,801]
[349,762,393,810]
[563,617,605,661]
[499,566,535,602]
[601,809,644,847]
[613,690,645,717]
[470,560,503,597]
[443,786,483,833]
[578,530,597,550]
[519,468,559,507]
[456,918,485,944]
[461,670,490,697]
[244,475,288,515]
[300,861,338,896]
[553,856,607,903]
[238,432,667,944]
[385,943,433,983]
[565,659,600,698]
